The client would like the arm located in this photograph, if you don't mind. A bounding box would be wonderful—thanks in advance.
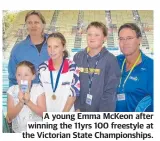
[7,94,24,120]
[73,54,81,112]
[74,97,81,112]
[8,48,18,87]
[75,109,81,112]
[25,93,46,117]
[146,59,153,111]
[147,60,153,99]
[38,63,45,87]
[99,56,121,112]
[62,96,76,112]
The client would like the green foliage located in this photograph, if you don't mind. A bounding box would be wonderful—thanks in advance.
[3,11,17,35]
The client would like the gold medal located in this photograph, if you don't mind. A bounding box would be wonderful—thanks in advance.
[52,94,56,100]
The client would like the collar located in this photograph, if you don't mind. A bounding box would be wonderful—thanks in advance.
[140,50,148,62]
[119,50,148,63]
[48,58,69,73]
[26,34,48,46]
[86,46,105,53]
[85,47,107,60]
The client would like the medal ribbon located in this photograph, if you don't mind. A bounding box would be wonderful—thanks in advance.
[50,59,65,93]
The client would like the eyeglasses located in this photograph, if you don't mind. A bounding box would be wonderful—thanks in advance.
[118,36,137,42]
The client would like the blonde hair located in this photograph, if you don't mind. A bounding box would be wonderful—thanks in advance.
[25,10,46,24]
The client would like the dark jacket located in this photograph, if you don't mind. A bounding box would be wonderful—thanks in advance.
[73,47,121,112]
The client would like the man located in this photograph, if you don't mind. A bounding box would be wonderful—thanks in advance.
[116,23,153,112]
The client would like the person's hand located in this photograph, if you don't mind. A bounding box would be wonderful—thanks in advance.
[18,90,25,104]
[6,115,12,123]
[24,92,30,104]
[75,109,81,112]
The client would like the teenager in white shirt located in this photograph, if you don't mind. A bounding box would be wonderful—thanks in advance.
[38,32,80,112]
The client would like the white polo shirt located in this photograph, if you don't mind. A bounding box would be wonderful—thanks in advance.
[39,58,80,112]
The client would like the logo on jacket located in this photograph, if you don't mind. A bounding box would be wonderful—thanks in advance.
[62,82,70,85]
[79,67,100,75]
[43,81,51,84]
[129,76,138,81]
[141,67,146,71]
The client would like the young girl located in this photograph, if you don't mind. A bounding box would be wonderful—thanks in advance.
[38,32,80,112]
[7,61,46,133]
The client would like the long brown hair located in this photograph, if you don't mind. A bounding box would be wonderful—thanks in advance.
[47,32,69,58]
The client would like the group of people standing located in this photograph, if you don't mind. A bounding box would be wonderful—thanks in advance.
[5,10,153,133]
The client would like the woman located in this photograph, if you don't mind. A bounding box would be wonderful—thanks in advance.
[116,23,153,112]
[38,32,80,112]
[73,21,121,112]
[8,10,49,87]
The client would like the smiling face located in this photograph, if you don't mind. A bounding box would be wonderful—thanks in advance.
[16,65,35,87]
[47,37,65,61]
[26,14,45,36]
[118,28,141,56]
[87,26,107,49]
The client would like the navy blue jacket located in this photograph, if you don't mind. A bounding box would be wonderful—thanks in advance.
[74,47,121,112]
